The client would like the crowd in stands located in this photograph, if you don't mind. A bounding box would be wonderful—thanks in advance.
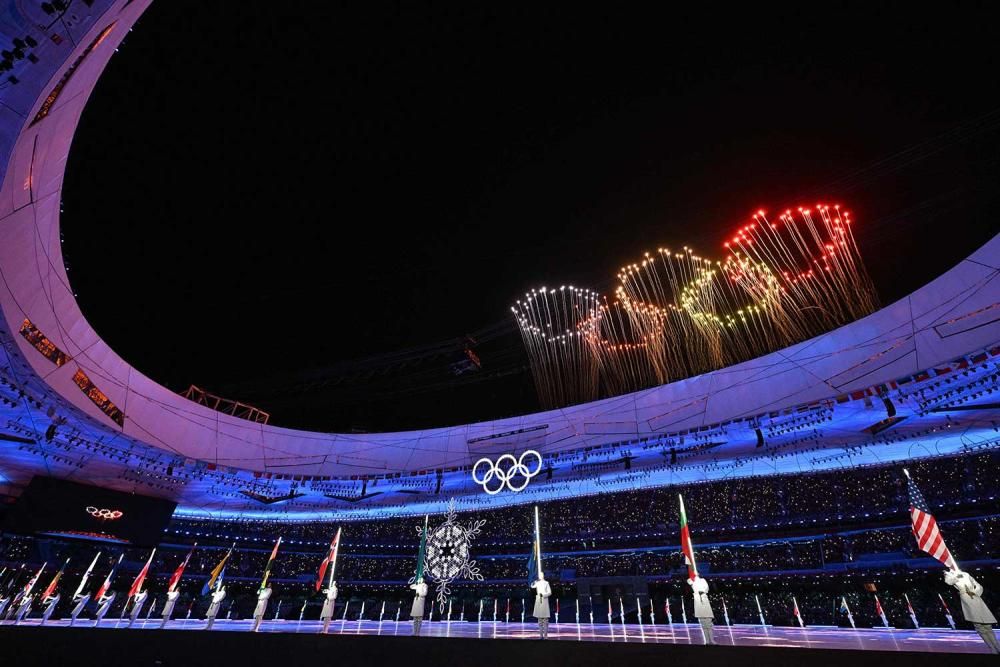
[1,450,998,628]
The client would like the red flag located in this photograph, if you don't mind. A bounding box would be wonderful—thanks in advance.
[94,555,123,600]
[128,549,156,598]
[167,544,196,593]
[315,528,341,592]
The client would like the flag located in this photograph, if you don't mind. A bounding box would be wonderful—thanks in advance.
[679,494,698,578]
[94,555,123,600]
[315,528,341,592]
[41,559,69,599]
[200,544,234,596]
[874,594,888,626]
[2,565,24,595]
[258,537,281,593]
[414,516,428,580]
[526,536,539,585]
[73,552,101,599]
[128,549,156,598]
[904,593,919,628]
[905,469,957,570]
[22,562,47,597]
[167,543,197,593]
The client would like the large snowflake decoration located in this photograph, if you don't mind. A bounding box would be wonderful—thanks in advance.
[411,498,485,609]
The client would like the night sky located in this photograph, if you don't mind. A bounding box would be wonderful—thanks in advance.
[60,5,1000,432]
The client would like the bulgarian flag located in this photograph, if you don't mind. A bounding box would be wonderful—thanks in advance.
[415,516,428,580]
[127,549,156,598]
[94,554,123,600]
[167,543,197,593]
[200,543,235,596]
[258,537,282,593]
[679,494,698,579]
[41,558,70,599]
[316,528,342,592]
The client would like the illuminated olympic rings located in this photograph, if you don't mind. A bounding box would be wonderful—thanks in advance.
[471,450,542,494]
[86,506,123,520]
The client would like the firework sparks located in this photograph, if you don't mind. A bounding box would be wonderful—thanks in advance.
[512,204,879,408]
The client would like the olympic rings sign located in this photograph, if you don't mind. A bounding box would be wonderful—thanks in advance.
[86,506,123,520]
[472,450,542,495]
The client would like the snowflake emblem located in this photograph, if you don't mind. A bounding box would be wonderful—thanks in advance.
[411,498,485,609]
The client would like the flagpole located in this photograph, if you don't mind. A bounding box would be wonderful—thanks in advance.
[415,516,428,580]
[904,593,919,629]
[141,548,156,595]
[534,505,542,578]
[260,537,281,592]
[938,593,956,630]
[73,552,101,600]
[875,594,889,628]
[679,494,697,577]
[330,527,341,585]
[169,543,196,594]
[843,597,856,629]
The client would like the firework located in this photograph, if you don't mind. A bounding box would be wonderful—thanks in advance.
[511,286,602,409]
[512,204,879,407]
[727,205,878,328]
[580,297,659,395]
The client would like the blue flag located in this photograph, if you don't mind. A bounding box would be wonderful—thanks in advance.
[526,539,538,585]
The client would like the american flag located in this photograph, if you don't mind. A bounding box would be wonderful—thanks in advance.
[905,470,957,570]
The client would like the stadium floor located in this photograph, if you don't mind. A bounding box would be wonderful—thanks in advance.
[1,618,996,666]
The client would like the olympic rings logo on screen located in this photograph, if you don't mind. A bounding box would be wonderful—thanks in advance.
[472,450,542,494]
[86,506,123,520]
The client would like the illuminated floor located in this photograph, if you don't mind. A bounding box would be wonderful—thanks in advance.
[2,617,992,654]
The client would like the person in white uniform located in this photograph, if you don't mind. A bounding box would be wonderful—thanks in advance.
[205,586,226,630]
[531,575,552,639]
[0,595,11,618]
[689,575,715,645]
[410,578,428,636]
[94,591,116,624]
[320,581,338,634]
[159,589,181,629]
[127,590,148,628]
[945,570,999,654]
[40,592,60,624]
[251,586,272,632]
[68,593,90,626]
[12,591,34,624]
